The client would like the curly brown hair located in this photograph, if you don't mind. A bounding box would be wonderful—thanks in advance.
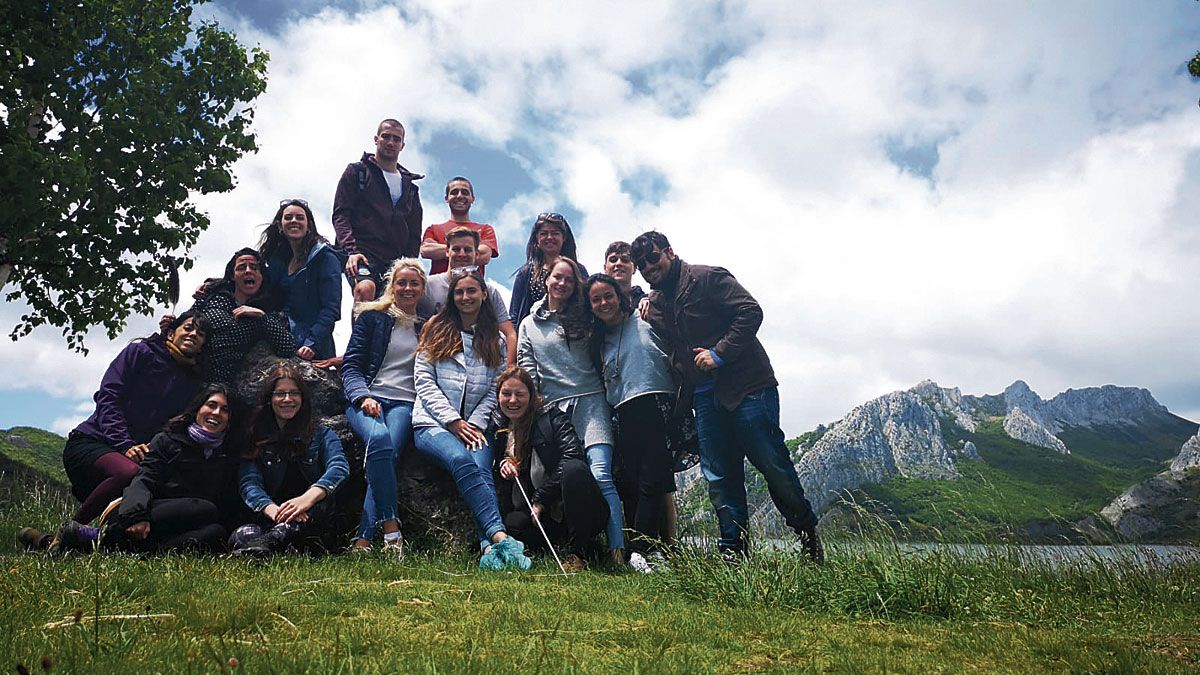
[492,366,543,468]
[243,363,314,462]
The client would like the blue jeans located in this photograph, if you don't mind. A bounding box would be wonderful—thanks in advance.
[413,425,504,548]
[693,387,817,553]
[346,398,413,542]
[585,443,625,550]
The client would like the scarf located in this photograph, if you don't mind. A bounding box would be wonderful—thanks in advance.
[187,423,225,459]
[166,340,198,367]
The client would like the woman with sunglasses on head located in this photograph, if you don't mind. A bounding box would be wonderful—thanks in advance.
[413,269,530,570]
[192,248,296,384]
[585,273,676,570]
[51,385,241,555]
[260,199,343,362]
[342,259,426,556]
[18,312,211,552]
[516,257,627,566]
[491,366,608,573]
[508,212,586,326]
[230,364,348,557]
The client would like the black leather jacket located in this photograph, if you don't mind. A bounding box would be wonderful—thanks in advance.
[490,407,584,509]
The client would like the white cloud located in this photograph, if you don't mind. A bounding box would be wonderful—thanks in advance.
[4,1,1199,436]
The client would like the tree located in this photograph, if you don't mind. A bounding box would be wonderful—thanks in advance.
[0,0,268,351]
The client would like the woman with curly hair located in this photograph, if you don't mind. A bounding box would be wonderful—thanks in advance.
[260,198,343,362]
[413,269,530,570]
[230,365,348,557]
[516,257,626,564]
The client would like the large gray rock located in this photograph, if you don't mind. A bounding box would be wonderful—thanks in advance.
[1003,406,1069,454]
[1170,433,1200,472]
[909,380,977,432]
[236,346,477,550]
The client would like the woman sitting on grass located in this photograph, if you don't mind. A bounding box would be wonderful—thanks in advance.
[413,269,530,571]
[341,259,426,556]
[586,274,677,571]
[50,385,240,555]
[229,365,348,557]
[491,366,608,573]
[18,312,210,552]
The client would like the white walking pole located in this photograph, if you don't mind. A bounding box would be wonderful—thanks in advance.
[513,476,569,576]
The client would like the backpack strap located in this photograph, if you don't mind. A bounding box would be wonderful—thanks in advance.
[355,162,369,192]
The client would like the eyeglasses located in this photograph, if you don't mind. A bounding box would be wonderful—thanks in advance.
[272,390,302,400]
[633,250,663,270]
[279,198,309,208]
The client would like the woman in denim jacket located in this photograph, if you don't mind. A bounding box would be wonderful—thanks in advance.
[231,365,348,556]
[341,259,426,556]
[413,269,530,571]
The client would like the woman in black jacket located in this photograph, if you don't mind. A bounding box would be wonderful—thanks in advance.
[51,384,240,554]
[491,366,608,572]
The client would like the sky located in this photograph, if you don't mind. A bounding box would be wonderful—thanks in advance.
[3,0,1199,438]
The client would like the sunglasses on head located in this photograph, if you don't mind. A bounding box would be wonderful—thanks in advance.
[634,250,664,270]
[449,265,481,276]
[536,212,566,224]
[279,198,309,208]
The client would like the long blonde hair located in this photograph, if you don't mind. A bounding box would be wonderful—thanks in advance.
[353,258,426,320]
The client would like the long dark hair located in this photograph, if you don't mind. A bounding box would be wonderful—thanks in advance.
[545,257,591,344]
[244,364,314,462]
[583,273,630,374]
[418,270,503,367]
[493,366,543,468]
[209,247,278,310]
[258,199,325,263]
[518,213,578,272]
[166,383,234,435]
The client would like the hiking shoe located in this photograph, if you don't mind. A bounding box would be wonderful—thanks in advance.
[17,527,51,551]
[561,553,587,574]
[800,527,825,565]
[629,552,653,574]
[480,537,531,571]
[348,541,373,556]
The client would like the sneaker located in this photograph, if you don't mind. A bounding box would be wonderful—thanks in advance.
[16,527,51,551]
[646,551,670,573]
[629,552,652,574]
[799,527,825,565]
[48,520,99,555]
[382,533,405,561]
[480,537,531,571]
[348,541,373,556]
[561,553,586,574]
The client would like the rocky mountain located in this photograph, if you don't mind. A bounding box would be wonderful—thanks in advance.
[1096,433,1200,543]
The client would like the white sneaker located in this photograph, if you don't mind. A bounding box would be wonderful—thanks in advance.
[629,551,653,574]
[382,534,404,560]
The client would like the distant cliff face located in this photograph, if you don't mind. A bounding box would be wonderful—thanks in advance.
[1003,406,1069,454]
[1098,433,1200,543]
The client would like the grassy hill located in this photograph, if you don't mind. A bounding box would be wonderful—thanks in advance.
[1,426,68,484]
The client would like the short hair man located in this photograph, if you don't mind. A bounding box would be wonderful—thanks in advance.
[418,226,518,366]
[332,118,424,302]
[631,231,823,563]
[420,176,498,276]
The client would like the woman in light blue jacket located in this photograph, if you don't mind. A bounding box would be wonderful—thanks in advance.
[413,269,530,571]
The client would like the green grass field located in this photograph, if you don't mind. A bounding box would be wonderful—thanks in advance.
[3,451,1198,673]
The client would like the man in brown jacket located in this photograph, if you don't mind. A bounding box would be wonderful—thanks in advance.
[332,118,424,302]
[632,231,823,563]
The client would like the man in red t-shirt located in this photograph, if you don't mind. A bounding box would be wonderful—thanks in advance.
[420,176,498,275]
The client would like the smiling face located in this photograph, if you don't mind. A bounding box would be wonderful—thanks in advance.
[232,254,263,298]
[195,393,230,434]
[536,223,564,258]
[168,317,206,356]
[497,376,532,420]
[635,245,675,286]
[547,261,576,303]
[453,275,485,319]
[391,266,425,314]
[280,205,309,243]
[445,179,474,216]
[446,234,478,269]
[271,377,303,423]
[588,281,623,327]
[604,251,633,287]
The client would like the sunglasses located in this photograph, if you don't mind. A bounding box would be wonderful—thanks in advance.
[449,265,481,276]
[634,250,663,270]
[536,212,566,224]
[279,198,309,208]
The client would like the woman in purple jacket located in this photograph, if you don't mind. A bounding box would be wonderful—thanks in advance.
[59,312,209,530]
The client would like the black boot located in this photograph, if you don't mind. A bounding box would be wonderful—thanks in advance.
[234,523,297,558]
[799,526,825,566]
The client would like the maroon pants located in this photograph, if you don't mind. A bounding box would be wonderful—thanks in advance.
[74,452,139,524]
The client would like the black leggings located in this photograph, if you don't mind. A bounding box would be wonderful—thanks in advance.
[503,458,609,555]
[615,394,675,553]
[105,498,227,553]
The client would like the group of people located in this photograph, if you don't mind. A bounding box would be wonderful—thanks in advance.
[18,118,824,571]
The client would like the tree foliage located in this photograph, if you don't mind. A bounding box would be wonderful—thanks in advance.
[0,0,268,351]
